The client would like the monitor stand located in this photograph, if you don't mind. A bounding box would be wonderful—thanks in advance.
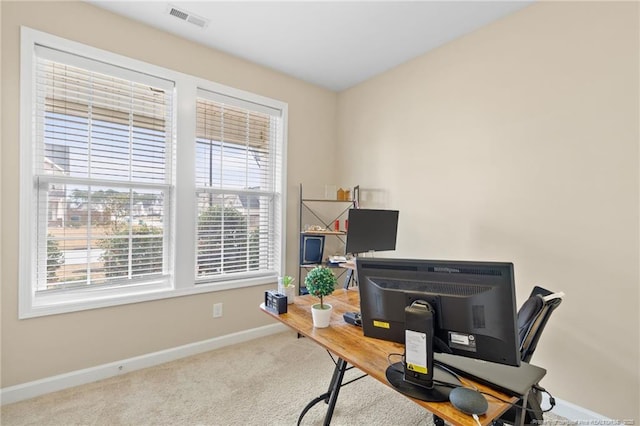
[386,362,459,402]
[386,301,459,402]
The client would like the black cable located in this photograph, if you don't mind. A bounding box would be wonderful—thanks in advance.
[433,360,476,391]
[386,352,404,370]
[533,384,557,413]
[296,392,330,426]
[480,385,556,414]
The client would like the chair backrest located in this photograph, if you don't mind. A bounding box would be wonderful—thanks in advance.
[517,286,563,363]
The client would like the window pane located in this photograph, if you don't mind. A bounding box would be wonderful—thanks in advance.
[37,59,172,184]
[101,229,163,280]
[196,192,271,277]
[195,99,273,190]
[41,183,166,291]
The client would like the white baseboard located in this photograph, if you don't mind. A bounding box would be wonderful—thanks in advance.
[543,394,615,423]
[2,328,615,424]
[1,323,288,406]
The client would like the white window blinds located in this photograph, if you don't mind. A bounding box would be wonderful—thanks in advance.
[195,89,283,281]
[33,45,175,292]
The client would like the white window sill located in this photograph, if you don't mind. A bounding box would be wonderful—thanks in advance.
[20,274,277,319]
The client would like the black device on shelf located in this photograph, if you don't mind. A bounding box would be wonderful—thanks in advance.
[345,209,399,255]
[299,234,325,265]
[356,257,520,402]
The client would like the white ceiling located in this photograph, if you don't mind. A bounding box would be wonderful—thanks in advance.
[88,1,534,92]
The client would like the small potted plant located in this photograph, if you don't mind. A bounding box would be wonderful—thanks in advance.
[304,266,337,328]
[278,275,296,304]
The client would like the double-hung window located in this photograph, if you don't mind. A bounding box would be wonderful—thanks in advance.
[21,39,175,316]
[194,90,284,283]
[20,28,287,318]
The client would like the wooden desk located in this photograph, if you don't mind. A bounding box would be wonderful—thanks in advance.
[337,260,355,270]
[260,288,520,426]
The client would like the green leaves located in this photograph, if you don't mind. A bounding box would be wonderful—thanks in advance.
[282,275,295,287]
[304,266,337,309]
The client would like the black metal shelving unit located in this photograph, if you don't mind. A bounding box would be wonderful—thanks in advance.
[298,183,359,294]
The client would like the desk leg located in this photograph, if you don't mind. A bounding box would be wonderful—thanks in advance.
[297,357,349,426]
[324,358,348,424]
[343,269,353,289]
[513,389,529,426]
[525,388,544,424]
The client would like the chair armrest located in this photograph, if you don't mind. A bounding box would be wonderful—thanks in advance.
[541,292,564,302]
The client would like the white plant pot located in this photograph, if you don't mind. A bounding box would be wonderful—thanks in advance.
[311,303,333,328]
[278,283,296,304]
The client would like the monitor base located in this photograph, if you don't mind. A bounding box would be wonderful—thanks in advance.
[385,362,455,402]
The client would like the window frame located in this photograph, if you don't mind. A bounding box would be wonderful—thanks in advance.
[19,27,288,318]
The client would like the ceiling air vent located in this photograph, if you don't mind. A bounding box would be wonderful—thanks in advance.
[167,4,209,29]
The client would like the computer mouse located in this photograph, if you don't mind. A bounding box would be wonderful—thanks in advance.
[448,387,488,415]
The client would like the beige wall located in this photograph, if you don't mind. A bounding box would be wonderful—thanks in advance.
[337,1,639,420]
[3,0,639,421]
[1,1,337,386]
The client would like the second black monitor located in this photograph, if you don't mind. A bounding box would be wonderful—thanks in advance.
[345,209,399,255]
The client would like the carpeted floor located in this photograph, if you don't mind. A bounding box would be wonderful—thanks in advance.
[1,331,569,425]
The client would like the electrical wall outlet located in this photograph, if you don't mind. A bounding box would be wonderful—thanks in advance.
[213,302,223,318]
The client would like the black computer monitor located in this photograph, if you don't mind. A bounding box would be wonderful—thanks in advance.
[345,209,399,255]
[355,257,520,401]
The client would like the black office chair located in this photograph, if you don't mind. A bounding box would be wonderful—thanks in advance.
[517,286,563,363]
[493,285,563,425]
[433,285,563,426]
